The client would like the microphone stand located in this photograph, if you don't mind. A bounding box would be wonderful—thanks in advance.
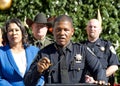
[48,55,64,84]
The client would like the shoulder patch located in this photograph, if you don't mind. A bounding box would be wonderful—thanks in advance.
[110,46,116,54]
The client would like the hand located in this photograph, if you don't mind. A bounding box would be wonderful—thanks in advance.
[85,75,110,85]
[85,75,95,83]
[37,57,52,73]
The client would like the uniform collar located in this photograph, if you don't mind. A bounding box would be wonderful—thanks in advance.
[65,41,72,52]
[34,37,46,45]
[88,38,101,46]
[54,41,72,52]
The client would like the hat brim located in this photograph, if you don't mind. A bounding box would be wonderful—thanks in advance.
[26,18,52,28]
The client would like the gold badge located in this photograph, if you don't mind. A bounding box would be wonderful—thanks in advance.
[100,46,105,51]
[110,46,116,54]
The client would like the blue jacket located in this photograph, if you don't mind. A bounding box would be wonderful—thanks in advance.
[0,44,40,86]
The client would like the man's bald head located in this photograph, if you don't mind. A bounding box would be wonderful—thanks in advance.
[87,19,102,30]
[86,19,102,42]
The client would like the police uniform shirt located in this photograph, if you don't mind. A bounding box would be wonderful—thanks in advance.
[24,41,106,86]
[33,37,53,49]
[81,38,120,69]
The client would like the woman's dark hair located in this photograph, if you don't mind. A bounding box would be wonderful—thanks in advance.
[4,18,29,47]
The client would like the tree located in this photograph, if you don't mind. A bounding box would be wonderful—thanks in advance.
[0,0,120,83]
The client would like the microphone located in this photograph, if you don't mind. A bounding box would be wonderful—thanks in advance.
[48,52,64,84]
[48,44,65,84]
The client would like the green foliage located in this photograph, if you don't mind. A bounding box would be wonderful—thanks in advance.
[0,0,120,83]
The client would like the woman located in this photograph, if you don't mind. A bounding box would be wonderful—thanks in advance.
[0,18,39,86]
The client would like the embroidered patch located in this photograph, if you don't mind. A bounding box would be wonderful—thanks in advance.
[110,46,116,54]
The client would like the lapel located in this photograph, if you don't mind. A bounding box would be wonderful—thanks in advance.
[5,45,21,76]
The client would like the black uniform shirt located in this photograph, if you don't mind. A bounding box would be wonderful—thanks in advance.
[24,42,106,86]
[81,39,120,69]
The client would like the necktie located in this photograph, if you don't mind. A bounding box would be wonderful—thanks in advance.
[36,41,42,48]
[58,47,69,84]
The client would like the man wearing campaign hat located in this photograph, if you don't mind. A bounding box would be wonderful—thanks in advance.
[26,13,53,49]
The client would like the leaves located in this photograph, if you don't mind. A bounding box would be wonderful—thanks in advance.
[0,0,120,83]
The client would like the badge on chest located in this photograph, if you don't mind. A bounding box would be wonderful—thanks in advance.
[74,54,82,63]
[100,46,105,52]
